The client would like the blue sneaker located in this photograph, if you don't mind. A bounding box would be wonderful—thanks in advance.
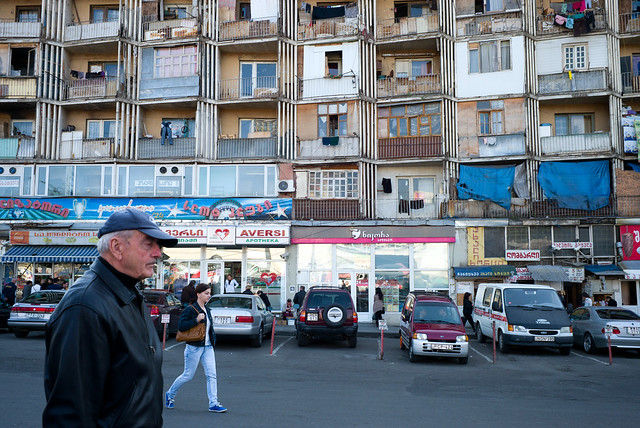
[208,404,227,413]
[165,392,174,409]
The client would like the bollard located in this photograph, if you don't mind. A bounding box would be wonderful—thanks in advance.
[380,328,384,360]
[270,317,276,355]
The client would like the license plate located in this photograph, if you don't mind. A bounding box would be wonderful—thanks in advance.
[627,327,640,335]
[214,316,231,324]
[307,312,318,322]
[27,313,44,319]
[534,336,555,342]
[431,343,453,350]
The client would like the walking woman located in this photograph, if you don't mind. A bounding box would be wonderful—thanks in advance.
[373,287,385,328]
[462,292,476,332]
[165,283,227,413]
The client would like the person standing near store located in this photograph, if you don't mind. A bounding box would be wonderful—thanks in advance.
[293,286,306,307]
[21,280,33,301]
[181,280,197,305]
[462,292,476,332]
[43,208,178,427]
[582,292,593,306]
[224,274,239,293]
[165,283,227,413]
[257,290,272,311]
[372,287,384,328]
[2,278,17,305]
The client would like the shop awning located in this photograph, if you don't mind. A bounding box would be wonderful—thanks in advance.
[1,245,98,263]
[454,266,516,278]
[619,261,640,280]
[583,264,625,276]
[527,265,570,282]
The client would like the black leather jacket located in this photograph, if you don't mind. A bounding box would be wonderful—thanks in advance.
[43,257,163,427]
[179,303,216,346]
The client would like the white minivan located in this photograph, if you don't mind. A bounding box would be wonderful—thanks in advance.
[474,284,572,355]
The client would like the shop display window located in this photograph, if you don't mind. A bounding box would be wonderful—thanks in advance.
[336,244,371,270]
[375,271,409,312]
[298,244,332,270]
[247,261,283,311]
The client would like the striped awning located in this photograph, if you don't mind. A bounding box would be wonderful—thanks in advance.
[1,245,98,263]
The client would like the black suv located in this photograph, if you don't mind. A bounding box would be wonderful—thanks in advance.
[295,286,358,348]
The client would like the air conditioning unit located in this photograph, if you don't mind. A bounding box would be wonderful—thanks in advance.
[277,179,295,192]
[157,165,184,175]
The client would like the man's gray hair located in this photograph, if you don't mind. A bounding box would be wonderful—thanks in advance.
[97,230,136,255]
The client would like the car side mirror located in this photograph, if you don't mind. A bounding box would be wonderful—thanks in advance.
[492,302,502,312]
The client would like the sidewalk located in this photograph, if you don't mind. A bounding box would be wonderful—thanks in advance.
[273,321,399,338]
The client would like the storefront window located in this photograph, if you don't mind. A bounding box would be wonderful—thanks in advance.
[73,264,90,282]
[375,271,409,312]
[336,244,371,269]
[375,244,409,269]
[163,247,203,294]
[246,247,285,260]
[247,261,283,310]
[413,243,448,269]
[205,248,243,260]
[298,244,332,270]
[53,263,72,282]
[413,271,448,290]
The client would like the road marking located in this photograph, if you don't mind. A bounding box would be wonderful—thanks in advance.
[571,351,609,365]
[469,344,493,363]
[164,342,185,352]
[271,337,294,355]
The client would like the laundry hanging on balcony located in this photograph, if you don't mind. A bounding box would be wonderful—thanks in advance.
[537,160,610,210]
[312,5,345,20]
[456,165,515,210]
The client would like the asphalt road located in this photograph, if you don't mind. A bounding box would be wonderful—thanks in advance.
[1,327,639,428]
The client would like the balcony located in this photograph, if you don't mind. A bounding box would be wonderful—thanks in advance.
[298,75,359,100]
[60,137,114,159]
[143,19,198,41]
[0,137,35,159]
[378,136,442,160]
[65,77,119,100]
[456,11,522,37]
[540,132,611,155]
[619,12,640,34]
[0,77,37,99]
[298,16,359,41]
[219,18,278,41]
[218,77,279,101]
[64,20,120,42]
[377,75,440,98]
[621,72,640,94]
[537,10,606,35]
[0,19,41,38]
[217,137,278,159]
[137,137,196,159]
[293,198,363,220]
[298,136,360,159]
[376,14,439,40]
[538,69,608,95]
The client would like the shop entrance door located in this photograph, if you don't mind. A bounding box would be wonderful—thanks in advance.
[206,261,242,294]
[337,271,370,320]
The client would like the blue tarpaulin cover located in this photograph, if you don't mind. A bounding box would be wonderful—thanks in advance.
[537,160,610,210]
[627,163,640,173]
[456,165,515,210]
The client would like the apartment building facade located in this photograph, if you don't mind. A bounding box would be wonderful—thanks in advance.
[1,0,639,321]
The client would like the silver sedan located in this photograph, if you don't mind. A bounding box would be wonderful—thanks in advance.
[207,294,274,347]
[8,290,66,338]
[570,306,640,353]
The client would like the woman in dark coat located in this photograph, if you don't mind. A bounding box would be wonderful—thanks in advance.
[462,292,476,332]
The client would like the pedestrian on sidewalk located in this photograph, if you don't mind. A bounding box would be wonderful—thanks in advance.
[462,292,476,332]
[373,287,384,327]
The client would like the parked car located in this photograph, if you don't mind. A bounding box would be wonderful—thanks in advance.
[8,290,66,338]
[399,292,469,364]
[207,294,274,347]
[570,306,640,354]
[295,286,358,348]
[141,290,184,339]
[0,299,12,329]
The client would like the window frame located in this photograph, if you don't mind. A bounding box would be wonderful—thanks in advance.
[325,51,343,77]
[563,43,588,71]
[378,103,441,138]
[308,170,359,199]
[90,5,120,23]
[469,40,511,74]
[554,113,594,136]
[11,119,34,137]
[16,7,40,23]
[239,118,276,138]
[86,119,117,139]
[318,103,348,138]
[395,58,432,79]
[154,45,198,79]
[197,165,277,197]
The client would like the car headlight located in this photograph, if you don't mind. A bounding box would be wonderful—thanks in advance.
[456,335,468,342]
[560,326,572,333]
[414,333,428,340]
[511,325,527,332]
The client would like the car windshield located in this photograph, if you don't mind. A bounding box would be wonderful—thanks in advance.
[504,288,564,309]
[22,292,64,304]
[595,309,640,320]
[209,297,252,309]
[306,292,352,309]
[143,293,162,304]
[413,303,460,324]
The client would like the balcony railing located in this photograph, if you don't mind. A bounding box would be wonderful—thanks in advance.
[65,77,120,100]
[138,137,196,159]
[621,72,640,94]
[218,77,279,100]
[456,11,522,37]
[298,16,359,40]
[377,74,441,98]
[537,10,606,35]
[293,198,363,220]
[64,20,120,42]
[540,132,611,155]
[219,18,278,41]
[0,77,37,99]
[619,12,640,34]
[538,69,608,95]
[143,19,198,40]
[378,136,442,159]
[298,136,360,159]
[217,137,278,159]
[0,137,35,159]
[60,137,114,159]
[618,196,640,217]
[0,19,41,38]
[298,75,359,99]
[376,14,439,39]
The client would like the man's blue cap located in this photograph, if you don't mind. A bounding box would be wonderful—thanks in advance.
[98,208,178,247]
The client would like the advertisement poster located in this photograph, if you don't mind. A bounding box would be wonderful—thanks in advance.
[467,227,507,266]
[619,225,640,261]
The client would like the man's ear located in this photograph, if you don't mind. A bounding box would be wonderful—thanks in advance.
[108,237,126,261]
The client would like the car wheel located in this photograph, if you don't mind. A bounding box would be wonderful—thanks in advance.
[476,323,486,343]
[497,330,509,353]
[559,347,571,356]
[458,356,468,364]
[408,341,418,362]
[583,333,597,354]
[297,331,309,347]
[323,304,346,327]
[13,329,28,338]
[400,334,407,350]
[347,335,357,348]
[251,325,263,347]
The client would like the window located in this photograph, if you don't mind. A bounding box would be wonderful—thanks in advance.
[240,62,277,96]
[239,3,251,20]
[197,165,276,197]
[16,7,40,22]
[87,120,116,139]
[564,44,587,71]
[554,113,594,136]
[12,120,34,137]
[165,7,191,19]
[318,103,348,138]
[484,227,505,258]
[91,5,119,23]
[394,2,427,18]
[161,118,195,138]
[0,167,23,197]
[154,45,198,78]
[475,0,504,13]
[469,40,511,73]
[88,62,121,77]
[395,59,432,79]
[10,47,36,76]
[507,226,529,250]
[398,177,434,204]
[378,103,441,138]
[36,165,113,196]
[239,119,276,138]
[325,51,342,77]
[308,170,358,198]
[477,100,504,135]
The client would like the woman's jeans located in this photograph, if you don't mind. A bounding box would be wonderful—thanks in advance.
[167,344,219,407]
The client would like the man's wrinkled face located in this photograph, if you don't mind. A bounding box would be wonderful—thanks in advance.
[118,231,163,280]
